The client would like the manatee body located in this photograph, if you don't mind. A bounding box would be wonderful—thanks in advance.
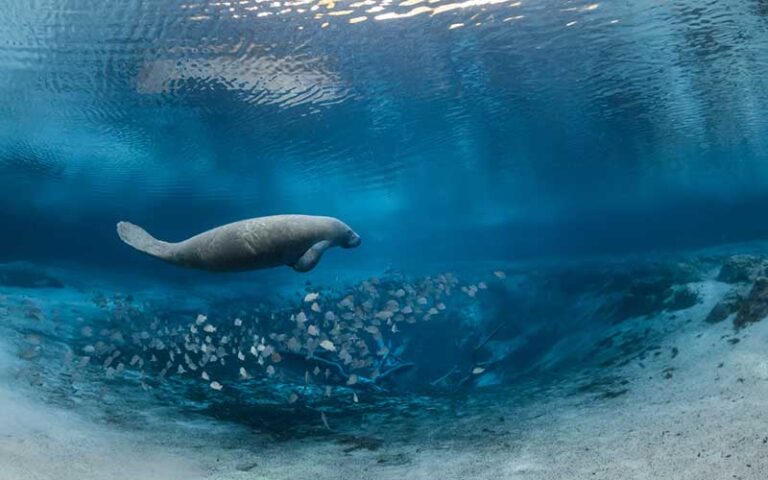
[116,214,361,273]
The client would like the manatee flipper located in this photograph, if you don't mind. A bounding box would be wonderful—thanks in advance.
[117,221,173,260]
[292,240,331,273]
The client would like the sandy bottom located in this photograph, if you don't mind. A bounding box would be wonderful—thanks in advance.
[209,291,768,480]
[2,262,768,479]
[0,338,210,480]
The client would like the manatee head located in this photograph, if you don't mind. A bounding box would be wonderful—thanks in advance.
[332,219,361,249]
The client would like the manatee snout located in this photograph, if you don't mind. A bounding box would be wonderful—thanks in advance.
[348,232,362,248]
[343,230,362,248]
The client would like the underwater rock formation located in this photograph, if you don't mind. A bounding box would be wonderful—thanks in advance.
[733,277,768,330]
[705,291,742,324]
[717,255,768,284]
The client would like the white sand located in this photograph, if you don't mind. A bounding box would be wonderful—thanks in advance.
[0,392,210,480]
[0,338,209,480]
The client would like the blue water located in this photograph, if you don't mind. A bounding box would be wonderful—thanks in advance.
[2,0,768,269]
[2,1,768,478]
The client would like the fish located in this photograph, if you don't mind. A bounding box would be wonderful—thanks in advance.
[339,296,354,309]
[287,337,301,352]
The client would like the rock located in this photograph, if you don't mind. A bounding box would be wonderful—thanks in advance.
[734,277,768,329]
[705,292,742,324]
[717,255,767,284]
[706,302,732,324]
[665,287,699,311]
[596,261,705,324]
[606,282,696,324]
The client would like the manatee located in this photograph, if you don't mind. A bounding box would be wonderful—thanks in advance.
[116,215,361,273]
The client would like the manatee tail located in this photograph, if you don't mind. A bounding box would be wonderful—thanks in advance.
[116,221,172,259]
